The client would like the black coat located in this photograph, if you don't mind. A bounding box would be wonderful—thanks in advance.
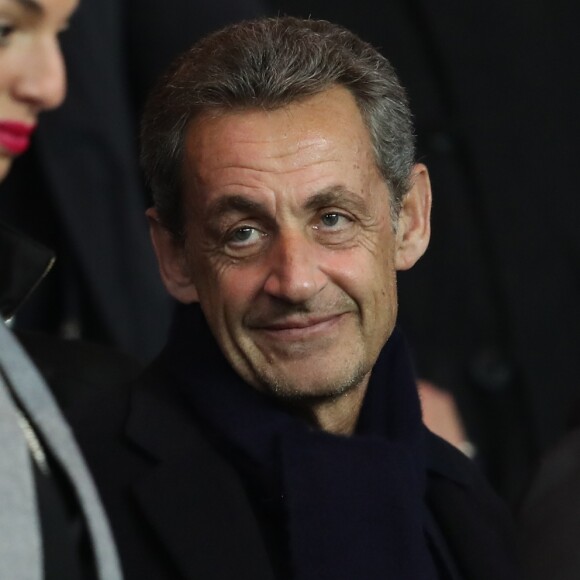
[70,359,519,580]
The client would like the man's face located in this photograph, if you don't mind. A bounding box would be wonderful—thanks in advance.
[151,86,430,401]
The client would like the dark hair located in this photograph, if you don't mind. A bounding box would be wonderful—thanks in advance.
[141,16,415,240]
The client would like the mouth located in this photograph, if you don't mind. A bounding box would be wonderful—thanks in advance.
[0,121,36,156]
[252,312,349,342]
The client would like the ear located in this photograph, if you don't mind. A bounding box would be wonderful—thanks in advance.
[146,208,199,303]
[394,163,432,271]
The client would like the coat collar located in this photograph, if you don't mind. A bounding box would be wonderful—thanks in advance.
[0,222,55,320]
[426,430,472,486]
[125,361,275,580]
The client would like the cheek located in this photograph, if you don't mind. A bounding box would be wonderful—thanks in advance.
[201,262,266,315]
[355,252,398,342]
[324,244,394,297]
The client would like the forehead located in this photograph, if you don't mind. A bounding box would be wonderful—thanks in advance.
[183,86,380,198]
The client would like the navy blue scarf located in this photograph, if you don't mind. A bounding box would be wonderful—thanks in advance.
[164,304,439,580]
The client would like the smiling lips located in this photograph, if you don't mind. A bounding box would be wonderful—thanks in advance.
[255,313,347,341]
[0,121,36,155]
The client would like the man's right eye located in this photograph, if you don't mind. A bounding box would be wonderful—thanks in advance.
[231,227,256,242]
[223,226,268,258]
[227,226,264,247]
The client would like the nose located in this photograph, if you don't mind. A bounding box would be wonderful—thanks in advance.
[14,37,67,111]
[263,231,327,304]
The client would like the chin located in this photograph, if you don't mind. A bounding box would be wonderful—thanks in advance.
[0,158,12,183]
[258,359,369,403]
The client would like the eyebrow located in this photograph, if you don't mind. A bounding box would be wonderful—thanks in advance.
[206,186,368,223]
[303,186,368,214]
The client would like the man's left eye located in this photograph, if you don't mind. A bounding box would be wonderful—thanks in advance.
[318,213,350,228]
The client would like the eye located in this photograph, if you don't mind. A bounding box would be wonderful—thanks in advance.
[224,225,269,254]
[312,211,356,245]
[320,213,344,227]
[315,212,352,230]
[230,227,260,244]
[223,225,268,258]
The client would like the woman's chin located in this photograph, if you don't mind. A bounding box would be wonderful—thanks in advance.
[0,156,13,183]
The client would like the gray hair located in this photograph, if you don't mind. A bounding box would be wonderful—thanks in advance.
[141,16,416,240]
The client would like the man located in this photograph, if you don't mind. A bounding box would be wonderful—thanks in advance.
[72,17,519,579]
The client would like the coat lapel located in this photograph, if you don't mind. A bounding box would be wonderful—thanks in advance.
[126,374,275,580]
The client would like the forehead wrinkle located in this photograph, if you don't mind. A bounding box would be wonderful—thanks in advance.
[209,119,334,162]
[267,134,330,157]
[191,117,341,184]
[197,155,336,185]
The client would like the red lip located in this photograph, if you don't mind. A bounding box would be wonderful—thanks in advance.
[0,121,36,155]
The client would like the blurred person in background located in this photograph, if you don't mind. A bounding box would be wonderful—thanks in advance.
[0,0,122,577]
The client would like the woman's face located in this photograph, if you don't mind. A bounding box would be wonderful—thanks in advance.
[0,0,77,181]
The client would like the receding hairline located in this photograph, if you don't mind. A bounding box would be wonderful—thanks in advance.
[181,83,390,178]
